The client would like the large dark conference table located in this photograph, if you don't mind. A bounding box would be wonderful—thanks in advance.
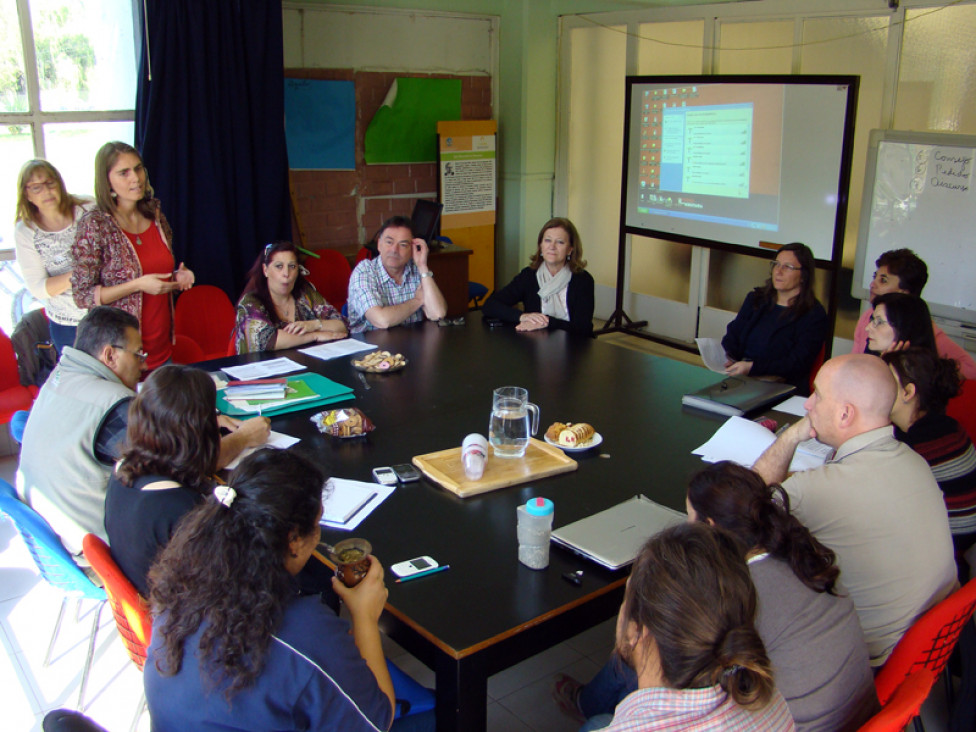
[205,314,725,732]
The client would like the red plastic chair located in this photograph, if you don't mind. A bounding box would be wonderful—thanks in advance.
[857,668,934,732]
[82,534,151,731]
[947,379,976,444]
[874,577,976,705]
[0,329,38,423]
[171,334,206,365]
[808,343,826,396]
[303,249,352,311]
[82,534,151,669]
[174,285,236,361]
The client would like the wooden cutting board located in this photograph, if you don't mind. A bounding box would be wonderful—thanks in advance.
[412,438,578,498]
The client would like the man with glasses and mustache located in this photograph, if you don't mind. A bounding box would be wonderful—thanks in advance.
[16,306,268,557]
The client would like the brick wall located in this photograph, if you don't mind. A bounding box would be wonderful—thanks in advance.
[286,69,492,259]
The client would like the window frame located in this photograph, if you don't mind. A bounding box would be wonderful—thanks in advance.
[2,0,136,160]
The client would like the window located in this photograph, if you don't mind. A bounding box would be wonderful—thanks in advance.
[0,0,137,252]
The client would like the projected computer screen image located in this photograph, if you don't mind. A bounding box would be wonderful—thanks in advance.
[623,76,857,262]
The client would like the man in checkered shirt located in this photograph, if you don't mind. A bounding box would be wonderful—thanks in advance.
[347,216,447,333]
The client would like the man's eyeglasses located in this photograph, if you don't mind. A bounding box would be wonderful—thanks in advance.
[770,261,801,273]
[112,345,149,361]
[26,180,57,195]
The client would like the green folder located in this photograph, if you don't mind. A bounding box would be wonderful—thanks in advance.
[217,372,355,417]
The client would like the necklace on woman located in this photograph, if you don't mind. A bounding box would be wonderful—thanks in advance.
[273,296,294,322]
[116,212,144,245]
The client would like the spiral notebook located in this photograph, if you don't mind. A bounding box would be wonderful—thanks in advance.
[550,495,686,570]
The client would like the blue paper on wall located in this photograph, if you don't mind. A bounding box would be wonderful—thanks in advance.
[284,78,355,170]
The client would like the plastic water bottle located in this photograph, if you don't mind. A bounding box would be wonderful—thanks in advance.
[517,497,554,569]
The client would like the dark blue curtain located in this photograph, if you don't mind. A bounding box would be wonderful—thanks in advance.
[134,0,290,298]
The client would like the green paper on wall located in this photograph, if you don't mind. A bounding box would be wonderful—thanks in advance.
[365,78,462,164]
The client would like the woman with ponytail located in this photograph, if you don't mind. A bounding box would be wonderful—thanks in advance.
[144,448,430,732]
[560,463,877,731]
[580,522,794,731]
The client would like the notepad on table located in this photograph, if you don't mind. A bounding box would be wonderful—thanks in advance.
[320,478,394,530]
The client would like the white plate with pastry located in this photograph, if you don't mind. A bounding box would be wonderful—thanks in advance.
[544,422,603,452]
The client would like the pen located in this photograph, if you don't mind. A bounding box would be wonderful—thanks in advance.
[394,565,450,583]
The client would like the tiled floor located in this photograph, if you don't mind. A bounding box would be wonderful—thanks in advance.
[0,332,956,730]
[0,448,617,732]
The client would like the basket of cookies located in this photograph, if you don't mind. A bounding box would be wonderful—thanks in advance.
[351,350,407,373]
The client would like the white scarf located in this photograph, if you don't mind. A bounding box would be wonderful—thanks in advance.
[536,265,572,320]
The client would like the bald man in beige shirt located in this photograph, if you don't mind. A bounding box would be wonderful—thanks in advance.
[754,354,957,666]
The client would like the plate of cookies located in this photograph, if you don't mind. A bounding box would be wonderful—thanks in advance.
[352,350,407,373]
[544,421,603,452]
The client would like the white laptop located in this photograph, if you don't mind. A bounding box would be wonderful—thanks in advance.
[550,495,686,570]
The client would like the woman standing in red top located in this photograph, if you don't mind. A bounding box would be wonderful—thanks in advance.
[72,141,194,370]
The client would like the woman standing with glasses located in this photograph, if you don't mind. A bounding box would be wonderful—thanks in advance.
[14,160,95,354]
[721,242,827,394]
[72,142,195,371]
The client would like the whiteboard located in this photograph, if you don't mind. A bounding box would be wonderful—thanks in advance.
[854,129,976,322]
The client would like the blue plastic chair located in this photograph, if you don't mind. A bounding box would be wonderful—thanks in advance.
[388,659,436,719]
[0,480,107,710]
[10,409,29,443]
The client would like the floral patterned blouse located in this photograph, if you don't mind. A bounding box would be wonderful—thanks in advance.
[233,285,343,354]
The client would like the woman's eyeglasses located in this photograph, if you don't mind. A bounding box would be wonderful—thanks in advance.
[769,261,801,273]
[26,180,57,195]
[868,315,890,328]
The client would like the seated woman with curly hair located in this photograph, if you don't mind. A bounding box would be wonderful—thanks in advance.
[234,240,347,353]
[104,364,222,597]
[144,448,433,732]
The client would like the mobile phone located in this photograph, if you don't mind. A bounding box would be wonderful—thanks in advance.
[372,467,398,486]
[391,556,438,578]
[392,463,421,483]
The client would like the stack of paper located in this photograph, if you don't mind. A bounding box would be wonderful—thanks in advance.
[222,357,306,380]
[692,416,831,473]
[224,379,287,401]
[226,379,321,413]
[217,373,355,418]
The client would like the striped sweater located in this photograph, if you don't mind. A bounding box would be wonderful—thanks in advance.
[897,413,976,540]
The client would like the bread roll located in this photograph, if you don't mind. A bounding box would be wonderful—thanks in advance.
[558,423,594,446]
[545,422,567,442]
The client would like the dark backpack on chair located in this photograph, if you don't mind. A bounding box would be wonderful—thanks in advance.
[11,309,57,388]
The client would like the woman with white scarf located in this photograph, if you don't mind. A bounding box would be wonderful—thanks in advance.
[483,217,594,336]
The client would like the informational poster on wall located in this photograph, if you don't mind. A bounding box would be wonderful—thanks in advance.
[437,119,497,293]
[439,126,496,228]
